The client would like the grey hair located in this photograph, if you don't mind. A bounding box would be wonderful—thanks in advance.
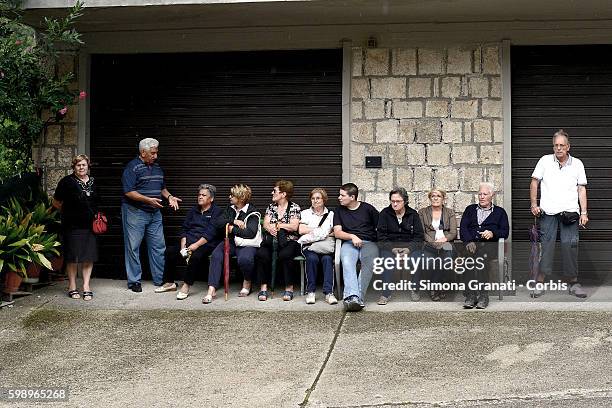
[553,129,570,145]
[139,138,159,152]
[389,187,409,203]
[198,183,216,199]
[479,182,495,194]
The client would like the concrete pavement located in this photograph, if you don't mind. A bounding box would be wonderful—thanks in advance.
[1,279,611,407]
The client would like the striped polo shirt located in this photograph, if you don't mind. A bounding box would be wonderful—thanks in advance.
[121,157,166,212]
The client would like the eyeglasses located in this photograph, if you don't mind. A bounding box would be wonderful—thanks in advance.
[390,200,404,204]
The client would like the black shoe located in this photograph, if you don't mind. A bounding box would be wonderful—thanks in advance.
[463,292,477,309]
[476,292,489,309]
[129,283,142,293]
[343,295,364,312]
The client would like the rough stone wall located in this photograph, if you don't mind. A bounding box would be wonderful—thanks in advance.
[32,54,79,195]
[351,45,503,214]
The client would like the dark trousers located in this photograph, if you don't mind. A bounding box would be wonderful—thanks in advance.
[539,213,579,280]
[162,244,213,286]
[379,248,423,297]
[208,241,257,289]
[422,246,454,284]
[463,242,495,296]
[256,240,301,287]
[304,249,334,294]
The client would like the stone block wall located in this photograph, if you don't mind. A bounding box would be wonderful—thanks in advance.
[32,53,79,195]
[351,45,504,214]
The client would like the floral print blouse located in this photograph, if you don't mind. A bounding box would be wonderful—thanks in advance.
[266,201,301,241]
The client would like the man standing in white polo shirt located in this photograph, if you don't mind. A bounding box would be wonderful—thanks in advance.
[530,129,589,298]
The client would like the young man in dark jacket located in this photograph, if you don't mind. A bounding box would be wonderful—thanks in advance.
[377,187,425,304]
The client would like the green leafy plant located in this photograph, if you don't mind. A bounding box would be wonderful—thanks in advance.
[0,0,84,179]
[0,196,60,277]
[0,212,33,276]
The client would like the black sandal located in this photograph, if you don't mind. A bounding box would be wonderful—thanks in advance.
[67,290,80,299]
[82,291,94,301]
[258,290,269,301]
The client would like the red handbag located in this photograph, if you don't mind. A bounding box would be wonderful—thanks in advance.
[92,212,108,234]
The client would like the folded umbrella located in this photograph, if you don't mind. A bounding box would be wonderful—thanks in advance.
[270,235,278,298]
[224,223,231,301]
[528,217,541,282]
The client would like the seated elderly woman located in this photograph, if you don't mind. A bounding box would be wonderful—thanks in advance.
[204,184,261,304]
[418,188,457,301]
[256,180,301,302]
[376,187,424,305]
[154,184,222,300]
[298,188,337,305]
[459,182,509,309]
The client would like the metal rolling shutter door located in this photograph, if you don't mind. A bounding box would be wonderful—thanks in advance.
[511,45,612,281]
[90,50,342,278]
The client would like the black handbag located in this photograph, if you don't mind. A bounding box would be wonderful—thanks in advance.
[559,211,579,225]
[262,227,289,248]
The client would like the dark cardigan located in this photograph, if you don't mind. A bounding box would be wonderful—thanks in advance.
[377,204,424,252]
[459,204,509,242]
[215,203,261,240]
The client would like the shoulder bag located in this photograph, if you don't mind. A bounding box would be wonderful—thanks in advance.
[234,212,262,247]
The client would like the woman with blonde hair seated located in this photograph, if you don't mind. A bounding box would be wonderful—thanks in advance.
[204,184,260,304]
[418,188,457,301]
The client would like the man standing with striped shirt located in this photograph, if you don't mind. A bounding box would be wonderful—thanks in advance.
[121,138,182,292]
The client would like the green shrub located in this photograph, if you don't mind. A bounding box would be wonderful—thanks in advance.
[0,0,84,179]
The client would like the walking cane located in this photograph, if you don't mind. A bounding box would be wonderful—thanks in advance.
[271,235,278,299]
[224,223,231,301]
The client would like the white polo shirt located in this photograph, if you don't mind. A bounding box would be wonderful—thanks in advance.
[532,154,587,215]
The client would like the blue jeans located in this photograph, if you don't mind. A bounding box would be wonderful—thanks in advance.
[539,213,579,279]
[304,249,334,295]
[340,240,379,300]
[122,203,166,286]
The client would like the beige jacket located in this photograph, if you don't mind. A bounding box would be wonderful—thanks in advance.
[418,205,457,244]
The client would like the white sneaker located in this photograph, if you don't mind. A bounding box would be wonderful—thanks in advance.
[325,293,338,305]
[154,282,177,293]
[305,292,316,304]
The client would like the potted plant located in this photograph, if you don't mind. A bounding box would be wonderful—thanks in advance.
[28,196,62,273]
[0,197,61,291]
[25,222,60,283]
[0,213,32,293]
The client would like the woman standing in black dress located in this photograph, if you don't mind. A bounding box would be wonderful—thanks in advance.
[52,154,100,301]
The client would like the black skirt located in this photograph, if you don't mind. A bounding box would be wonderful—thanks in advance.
[63,228,98,263]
